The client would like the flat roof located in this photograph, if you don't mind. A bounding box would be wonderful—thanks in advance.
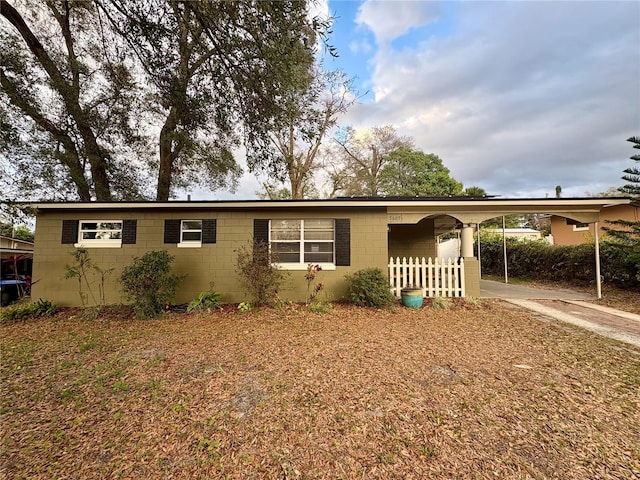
[29,196,632,210]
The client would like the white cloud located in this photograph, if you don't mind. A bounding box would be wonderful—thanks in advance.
[355,0,438,44]
[348,39,373,54]
[343,1,640,197]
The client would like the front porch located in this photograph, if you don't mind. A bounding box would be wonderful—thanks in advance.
[387,214,478,298]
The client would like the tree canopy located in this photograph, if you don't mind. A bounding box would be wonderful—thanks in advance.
[263,67,357,199]
[604,136,640,246]
[0,222,34,242]
[378,148,463,197]
[1,0,146,201]
[1,0,325,201]
[328,125,413,197]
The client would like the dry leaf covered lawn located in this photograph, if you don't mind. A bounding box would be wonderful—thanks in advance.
[2,301,639,479]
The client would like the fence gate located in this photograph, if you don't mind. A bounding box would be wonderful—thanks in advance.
[389,257,465,298]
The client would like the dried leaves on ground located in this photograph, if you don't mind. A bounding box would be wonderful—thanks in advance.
[1,302,639,479]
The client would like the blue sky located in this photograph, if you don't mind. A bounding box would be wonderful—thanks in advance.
[217,0,640,199]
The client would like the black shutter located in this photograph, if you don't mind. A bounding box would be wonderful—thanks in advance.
[334,219,351,266]
[253,219,269,245]
[202,219,216,244]
[164,219,181,243]
[61,220,79,244]
[122,220,137,244]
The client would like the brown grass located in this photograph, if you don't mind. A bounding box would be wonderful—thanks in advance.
[1,302,639,479]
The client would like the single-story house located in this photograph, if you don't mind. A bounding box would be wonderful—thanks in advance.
[550,203,639,245]
[29,197,631,306]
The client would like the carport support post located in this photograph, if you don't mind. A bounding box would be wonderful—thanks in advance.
[461,224,475,258]
[594,222,602,299]
[461,223,481,297]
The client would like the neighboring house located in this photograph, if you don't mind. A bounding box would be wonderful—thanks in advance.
[1,235,34,279]
[550,203,639,245]
[1,235,34,306]
[484,228,542,241]
[29,197,630,306]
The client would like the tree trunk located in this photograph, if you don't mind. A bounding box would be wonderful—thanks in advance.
[156,108,179,201]
[2,1,112,201]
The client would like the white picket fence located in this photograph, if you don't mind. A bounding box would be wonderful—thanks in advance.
[389,257,466,298]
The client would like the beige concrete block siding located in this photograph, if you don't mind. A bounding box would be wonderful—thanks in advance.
[463,258,480,297]
[388,218,438,260]
[32,207,389,306]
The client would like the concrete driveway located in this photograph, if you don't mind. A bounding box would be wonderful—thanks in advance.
[480,279,640,348]
[480,279,594,300]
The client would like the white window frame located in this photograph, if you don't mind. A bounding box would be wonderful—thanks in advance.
[75,220,123,248]
[177,220,202,248]
[572,223,589,232]
[269,219,336,270]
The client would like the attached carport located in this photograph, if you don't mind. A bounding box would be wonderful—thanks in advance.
[385,196,631,298]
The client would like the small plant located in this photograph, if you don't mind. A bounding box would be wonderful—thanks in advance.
[119,250,186,319]
[188,286,222,313]
[431,297,452,310]
[309,301,332,314]
[305,264,324,304]
[64,248,114,307]
[345,268,395,308]
[1,298,58,323]
[463,296,482,308]
[237,301,253,313]
[235,240,288,306]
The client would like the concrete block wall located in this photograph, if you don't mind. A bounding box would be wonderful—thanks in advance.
[32,207,390,306]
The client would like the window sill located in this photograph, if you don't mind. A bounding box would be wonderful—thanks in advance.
[273,263,336,271]
[74,242,122,248]
[177,242,202,248]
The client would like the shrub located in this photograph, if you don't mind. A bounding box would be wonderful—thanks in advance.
[345,268,395,308]
[120,250,185,319]
[478,236,639,289]
[235,240,288,306]
[1,298,58,323]
[187,289,222,313]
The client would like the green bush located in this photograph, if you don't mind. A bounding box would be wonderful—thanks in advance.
[1,299,58,323]
[345,268,395,308]
[478,236,639,289]
[187,289,222,313]
[120,250,186,319]
[235,240,288,306]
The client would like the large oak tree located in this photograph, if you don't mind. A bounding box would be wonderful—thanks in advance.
[1,0,145,201]
[1,0,324,202]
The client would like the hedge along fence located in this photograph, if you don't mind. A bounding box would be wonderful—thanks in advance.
[477,234,639,289]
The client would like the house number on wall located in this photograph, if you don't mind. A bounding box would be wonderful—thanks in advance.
[388,214,403,223]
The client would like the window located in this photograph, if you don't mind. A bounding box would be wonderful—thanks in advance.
[179,220,202,246]
[270,219,335,268]
[164,219,216,246]
[572,223,589,232]
[76,221,122,247]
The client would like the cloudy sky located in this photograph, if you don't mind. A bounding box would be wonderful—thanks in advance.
[214,0,639,200]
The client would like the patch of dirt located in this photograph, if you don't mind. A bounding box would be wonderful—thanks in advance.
[1,302,639,479]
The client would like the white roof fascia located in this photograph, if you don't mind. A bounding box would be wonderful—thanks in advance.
[30,197,632,210]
